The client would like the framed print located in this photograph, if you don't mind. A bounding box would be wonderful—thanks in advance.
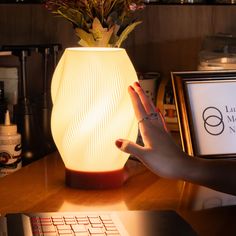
[171,70,236,159]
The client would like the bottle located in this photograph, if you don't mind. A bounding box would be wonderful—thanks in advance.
[0,81,7,124]
[0,110,22,177]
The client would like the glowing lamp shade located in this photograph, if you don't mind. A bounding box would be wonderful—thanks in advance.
[51,48,138,189]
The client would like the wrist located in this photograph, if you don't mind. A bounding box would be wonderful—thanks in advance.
[172,152,196,180]
[177,154,207,184]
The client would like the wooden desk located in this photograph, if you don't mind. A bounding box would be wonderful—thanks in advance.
[0,152,236,235]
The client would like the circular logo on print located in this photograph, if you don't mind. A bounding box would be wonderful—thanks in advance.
[202,107,224,136]
[0,152,11,164]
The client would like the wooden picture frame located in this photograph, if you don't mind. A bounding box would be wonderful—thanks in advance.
[171,70,236,159]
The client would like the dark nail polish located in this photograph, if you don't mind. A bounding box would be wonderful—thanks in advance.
[135,81,141,87]
[115,140,123,148]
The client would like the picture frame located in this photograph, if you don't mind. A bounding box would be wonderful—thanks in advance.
[171,70,236,159]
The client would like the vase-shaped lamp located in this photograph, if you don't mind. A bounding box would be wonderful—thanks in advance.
[51,48,138,189]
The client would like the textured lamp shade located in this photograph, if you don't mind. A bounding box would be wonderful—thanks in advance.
[51,48,138,189]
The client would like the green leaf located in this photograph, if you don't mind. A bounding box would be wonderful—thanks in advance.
[75,28,96,47]
[114,21,142,47]
[57,9,78,23]
[89,18,114,46]
[109,24,120,45]
[75,20,115,47]
[90,17,107,40]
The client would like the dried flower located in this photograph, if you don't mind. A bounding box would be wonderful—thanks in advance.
[45,0,145,47]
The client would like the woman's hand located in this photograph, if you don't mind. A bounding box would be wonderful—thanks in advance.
[116,82,236,195]
[115,82,189,179]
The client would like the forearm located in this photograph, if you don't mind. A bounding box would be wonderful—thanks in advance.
[180,157,236,195]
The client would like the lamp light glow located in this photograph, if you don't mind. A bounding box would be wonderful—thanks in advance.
[51,48,138,189]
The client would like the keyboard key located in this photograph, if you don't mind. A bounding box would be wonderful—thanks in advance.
[99,215,111,221]
[105,226,118,231]
[57,225,71,230]
[52,217,63,221]
[58,234,73,236]
[106,233,120,236]
[71,224,87,233]
[74,233,89,236]
[77,220,90,225]
[76,216,87,220]
[88,227,104,234]
[65,220,77,225]
[87,215,99,218]
[41,222,53,226]
[64,216,75,220]
[53,221,65,225]
[90,234,106,236]
[89,218,101,224]
[43,233,58,236]
[40,217,52,222]
[104,224,116,229]
[101,220,113,224]
[42,225,56,233]
[52,216,63,220]
[58,229,73,234]
[91,223,103,228]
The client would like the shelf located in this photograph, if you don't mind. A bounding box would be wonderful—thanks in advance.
[144,1,236,4]
[0,0,236,4]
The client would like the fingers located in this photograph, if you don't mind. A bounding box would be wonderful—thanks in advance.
[129,81,157,119]
[128,82,156,121]
[128,85,147,121]
[158,108,169,132]
[128,83,167,131]
[133,82,156,114]
[115,139,145,159]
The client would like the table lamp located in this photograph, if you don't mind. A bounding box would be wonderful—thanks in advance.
[51,47,138,189]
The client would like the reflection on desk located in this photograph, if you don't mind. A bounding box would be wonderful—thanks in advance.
[0,151,235,235]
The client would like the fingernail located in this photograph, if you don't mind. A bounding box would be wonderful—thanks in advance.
[156,107,161,113]
[115,140,123,148]
[135,81,141,87]
[129,85,135,91]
